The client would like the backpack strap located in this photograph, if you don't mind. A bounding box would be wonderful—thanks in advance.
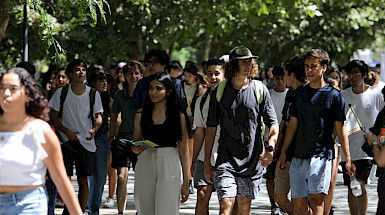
[252,80,265,137]
[89,87,97,128]
[216,80,228,102]
[58,85,70,119]
[199,88,211,119]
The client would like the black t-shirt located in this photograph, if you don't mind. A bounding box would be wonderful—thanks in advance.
[292,84,345,160]
[206,80,278,177]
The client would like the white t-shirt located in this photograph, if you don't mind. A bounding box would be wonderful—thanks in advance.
[193,94,220,166]
[341,86,384,161]
[264,88,288,141]
[49,85,103,152]
[373,81,385,92]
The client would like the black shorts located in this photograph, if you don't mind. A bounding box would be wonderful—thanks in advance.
[61,140,95,177]
[110,138,137,169]
[263,160,277,180]
[340,159,373,186]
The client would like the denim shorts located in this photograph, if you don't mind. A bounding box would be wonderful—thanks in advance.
[214,168,262,200]
[289,157,332,198]
[0,186,47,215]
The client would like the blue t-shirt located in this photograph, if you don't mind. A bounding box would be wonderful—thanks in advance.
[207,80,278,177]
[292,83,345,160]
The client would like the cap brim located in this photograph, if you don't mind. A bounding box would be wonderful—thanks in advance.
[235,55,259,59]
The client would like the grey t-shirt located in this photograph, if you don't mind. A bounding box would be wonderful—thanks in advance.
[111,88,136,139]
[207,80,278,177]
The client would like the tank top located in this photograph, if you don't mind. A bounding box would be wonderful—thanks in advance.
[0,120,48,186]
[142,116,179,148]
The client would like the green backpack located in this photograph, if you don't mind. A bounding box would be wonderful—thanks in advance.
[216,79,265,137]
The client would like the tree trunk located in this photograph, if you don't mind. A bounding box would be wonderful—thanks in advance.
[0,0,10,42]
[202,34,213,61]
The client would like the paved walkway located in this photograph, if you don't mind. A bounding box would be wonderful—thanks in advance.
[56,169,380,214]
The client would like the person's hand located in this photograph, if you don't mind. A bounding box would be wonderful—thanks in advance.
[180,180,189,203]
[277,152,287,171]
[190,162,196,179]
[364,134,378,146]
[345,161,356,176]
[86,128,96,140]
[67,130,79,141]
[259,151,273,167]
[204,161,214,183]
[131,145,148,154]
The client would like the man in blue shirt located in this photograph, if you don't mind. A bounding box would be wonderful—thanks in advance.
[278,49,355,215]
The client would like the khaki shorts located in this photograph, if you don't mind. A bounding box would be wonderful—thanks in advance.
[274,161,291,195]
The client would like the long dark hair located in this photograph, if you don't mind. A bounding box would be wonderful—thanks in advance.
[0,67,49,121]
[141,72,191,140]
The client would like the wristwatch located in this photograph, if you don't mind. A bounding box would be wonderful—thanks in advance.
[266,145,275,152]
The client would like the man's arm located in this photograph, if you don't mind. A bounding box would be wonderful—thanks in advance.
[51,109,79,141]
[109,113,118,143]
[86,113,102,140]
[204,126,216,183]
[191,127,205,176]
[278,116,298,170]
[335,121,355,176]
[260,124,279,167]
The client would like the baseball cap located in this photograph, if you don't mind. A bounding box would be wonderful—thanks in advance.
[229,46,259,60]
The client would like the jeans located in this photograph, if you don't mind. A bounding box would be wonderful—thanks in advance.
[46,171,58,215]
[0,186,47,215]
[86,133,110,214]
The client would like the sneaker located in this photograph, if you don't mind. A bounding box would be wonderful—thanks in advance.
[280,208,288,215]
[84,211,91,215]
[103,197,115,208]
[189,180,194,194]
[271,207,280,215]
[55,196,64,207]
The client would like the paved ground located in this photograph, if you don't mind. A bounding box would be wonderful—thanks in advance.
[56,169,380,214]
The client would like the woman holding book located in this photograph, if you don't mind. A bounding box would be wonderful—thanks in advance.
[132,72,190,214]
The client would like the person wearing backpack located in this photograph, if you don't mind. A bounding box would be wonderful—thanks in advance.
[190,59,225,214]
[49,59,103,214]
[204,46,279,214]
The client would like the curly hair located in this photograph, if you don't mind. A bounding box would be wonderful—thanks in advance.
[123,60,145,76]
[223,58,256,80]
[0,67,49,121]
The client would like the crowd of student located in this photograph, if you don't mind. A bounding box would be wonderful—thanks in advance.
[0,46,385,215]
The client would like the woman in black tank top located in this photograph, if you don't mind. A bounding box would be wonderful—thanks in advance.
[132,72,191,214]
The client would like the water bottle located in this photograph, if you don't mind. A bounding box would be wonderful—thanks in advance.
[350,175,362,197]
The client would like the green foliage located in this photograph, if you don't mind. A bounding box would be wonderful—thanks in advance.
[1,0,385,69]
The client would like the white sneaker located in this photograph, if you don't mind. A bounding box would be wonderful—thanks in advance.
[103,197,115,208]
